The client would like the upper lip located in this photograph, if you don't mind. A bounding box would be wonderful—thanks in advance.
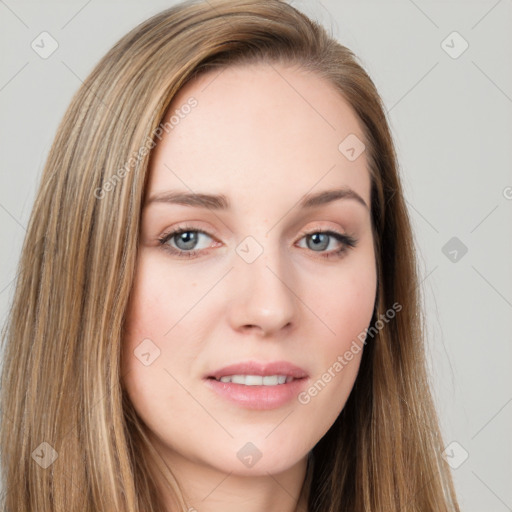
[206,361,308,380]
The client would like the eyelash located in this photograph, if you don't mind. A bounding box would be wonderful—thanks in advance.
[157,224,358,260]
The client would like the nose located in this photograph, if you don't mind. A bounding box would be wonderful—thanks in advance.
[226,246,297,337]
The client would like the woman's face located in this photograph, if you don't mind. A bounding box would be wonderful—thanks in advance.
[122,63,377,477]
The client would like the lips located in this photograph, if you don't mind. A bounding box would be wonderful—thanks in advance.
[206,360,309,381]
[204,360,310,410]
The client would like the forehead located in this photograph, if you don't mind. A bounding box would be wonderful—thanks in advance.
[147,63,371,212]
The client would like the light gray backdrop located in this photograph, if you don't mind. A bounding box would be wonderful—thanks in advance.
[1,1,511,510]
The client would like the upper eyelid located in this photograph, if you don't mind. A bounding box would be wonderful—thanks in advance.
[160,226,214,242]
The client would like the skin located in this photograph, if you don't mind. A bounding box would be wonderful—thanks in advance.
[121,62,377,512]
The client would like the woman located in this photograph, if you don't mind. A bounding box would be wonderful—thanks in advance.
[0,0,460,510]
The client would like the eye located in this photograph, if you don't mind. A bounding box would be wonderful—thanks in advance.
[158,226,216,258]
[296,230,358,260]
[158,226,358,260]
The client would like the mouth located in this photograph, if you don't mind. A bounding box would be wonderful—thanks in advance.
[204,360,309,410]
[206,360,308,381]
[207,374,303,385]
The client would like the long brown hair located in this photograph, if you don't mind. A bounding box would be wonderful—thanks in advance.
[0,0,460,510]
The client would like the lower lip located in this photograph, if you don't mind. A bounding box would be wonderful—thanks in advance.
[204,377,309,410]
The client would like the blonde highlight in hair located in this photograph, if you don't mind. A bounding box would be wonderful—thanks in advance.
[0,0,459,510]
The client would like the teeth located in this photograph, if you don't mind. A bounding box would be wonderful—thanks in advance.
[216,375,294,385]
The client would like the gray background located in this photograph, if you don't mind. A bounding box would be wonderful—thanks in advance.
[1,1,511,510]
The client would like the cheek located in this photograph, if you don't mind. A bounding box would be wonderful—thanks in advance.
[122,252,195,352]
[307,246,377,346]
[121,264,190,438]
[121,256,173,397]
[121,251,207,410]
[296,247,376,419]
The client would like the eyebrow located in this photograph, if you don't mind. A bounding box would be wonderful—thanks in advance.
[145,187,369,210]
